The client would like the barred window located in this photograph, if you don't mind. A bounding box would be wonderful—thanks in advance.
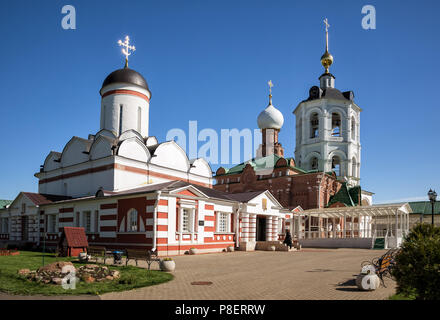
[182,209,190,232]
[218,213,228,233]
[84,211,91,232]
[48,215,56,233]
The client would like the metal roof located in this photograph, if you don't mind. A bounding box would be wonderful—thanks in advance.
[302,203,412,218]
[408,201,440,215]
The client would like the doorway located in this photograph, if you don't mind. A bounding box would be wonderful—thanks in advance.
[256,217,266,241]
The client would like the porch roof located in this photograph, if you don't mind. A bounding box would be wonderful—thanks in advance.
[302,203,412,218]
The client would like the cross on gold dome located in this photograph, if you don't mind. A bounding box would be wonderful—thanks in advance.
[321,18,333,73]
[324,18,330,32]
[118,35,136,68]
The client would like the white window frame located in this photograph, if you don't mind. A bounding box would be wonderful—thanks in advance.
[216,212,230,233]
[215,211,232,233]
[83,211,91,233]
[48,214,56,233]
[128,209,138,232]
[181,208,191,233]
[179,206,195,233]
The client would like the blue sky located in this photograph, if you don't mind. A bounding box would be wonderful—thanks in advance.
[0,0,439,204]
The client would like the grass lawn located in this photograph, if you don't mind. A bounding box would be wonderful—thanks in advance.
[0,251,173,296]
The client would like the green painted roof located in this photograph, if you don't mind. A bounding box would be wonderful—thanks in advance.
[0,200,12,209]
[327,183,355,207]
[327,183,363,207]
[349,186,362,206]
[408,201,440,215]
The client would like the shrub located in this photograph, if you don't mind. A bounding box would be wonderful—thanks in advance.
[162,257,173,261]
[392,223,440,300]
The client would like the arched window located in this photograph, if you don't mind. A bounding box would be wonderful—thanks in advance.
[128,209,138,232]
[331,113,341,137]
[351,116,356,140]
[332,156,341,176]
[352,157,357,178]
[310,113,319,138]
[310,157,318,171]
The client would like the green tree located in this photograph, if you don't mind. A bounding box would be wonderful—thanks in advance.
[392,223,440,300]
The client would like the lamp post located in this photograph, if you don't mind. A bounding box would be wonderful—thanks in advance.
[428,189,437,226]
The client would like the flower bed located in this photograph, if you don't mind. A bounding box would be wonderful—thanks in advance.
[19,262,120,285]
[0,249,19,256]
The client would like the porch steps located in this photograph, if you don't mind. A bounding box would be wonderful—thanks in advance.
[373,237,385,249]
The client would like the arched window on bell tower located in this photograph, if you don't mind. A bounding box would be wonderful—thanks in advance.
[310,157,318,171]
[310,113,319,138]
[351,116,356,140]
[331,113,341,137]
[352,157,357,178]
[332,156,341,176]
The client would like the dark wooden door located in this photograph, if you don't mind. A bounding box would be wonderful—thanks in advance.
[257,217,266,241]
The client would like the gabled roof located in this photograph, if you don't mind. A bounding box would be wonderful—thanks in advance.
[61,227,88,248]
[22,192,72,206]
[222,190,266,202]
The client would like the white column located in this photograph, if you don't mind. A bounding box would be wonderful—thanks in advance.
[249,214,257,242]
[272,216,279,241]
[358,213,361,238]
[307,214,311,239]
[266,216,273,241]
[343,214,346,238]
[242,213,249,243]
[298,215,303,239]
[325,218,329,239]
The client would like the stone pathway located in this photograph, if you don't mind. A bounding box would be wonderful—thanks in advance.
[101,248,395,300]
[0,248,396,300]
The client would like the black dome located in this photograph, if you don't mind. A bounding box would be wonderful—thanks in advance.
[102,67,149,90]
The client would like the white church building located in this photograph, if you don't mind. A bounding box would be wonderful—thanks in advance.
[0,37,292,255]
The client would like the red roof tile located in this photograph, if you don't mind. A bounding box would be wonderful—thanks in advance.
[61,227,88,248]
[22,192,71,206]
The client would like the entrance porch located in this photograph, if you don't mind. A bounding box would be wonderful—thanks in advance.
[293,203,411,249]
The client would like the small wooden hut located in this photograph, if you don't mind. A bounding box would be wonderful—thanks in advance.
[58,227,88,257]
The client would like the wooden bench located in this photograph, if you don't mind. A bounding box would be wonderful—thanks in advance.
[126,248,161,270]
[376,248,399,286]
[87,246,112,264]
[360,248,400,287]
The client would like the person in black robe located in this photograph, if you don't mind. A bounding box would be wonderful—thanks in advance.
[283,229,293,249]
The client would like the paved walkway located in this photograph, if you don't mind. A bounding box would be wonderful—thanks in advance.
[101,248,395,300]
[0,248,395,300]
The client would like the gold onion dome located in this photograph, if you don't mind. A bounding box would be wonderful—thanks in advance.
[321,50,333,73]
